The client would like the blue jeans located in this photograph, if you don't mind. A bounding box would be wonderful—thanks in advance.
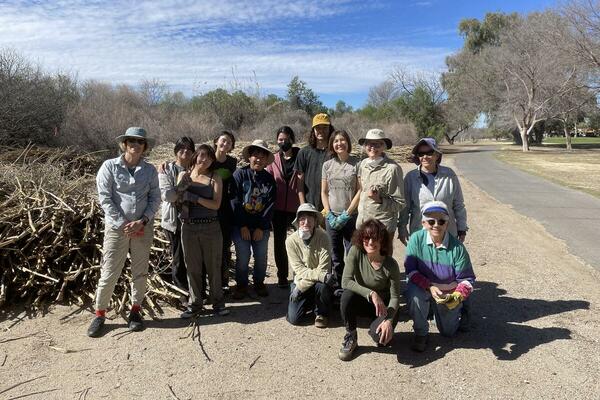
[232,227,270,287]
[405,281,462,337]
[287,282,333,325]
[325,213,356,278]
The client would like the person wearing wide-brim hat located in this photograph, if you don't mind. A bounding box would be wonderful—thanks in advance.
[230,139,277,299]
[285,203,336,328]
[355,128,405,235]
[88,127,160,338]
[398,137,467,244]
[294,113,335,211]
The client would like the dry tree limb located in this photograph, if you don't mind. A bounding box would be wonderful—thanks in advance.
[1,353,7,367]
[167,384,182,400]
[0,375,46,396]
[249,355,261,369]
[190,318,212,362]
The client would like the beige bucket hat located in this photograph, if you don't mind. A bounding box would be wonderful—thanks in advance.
[358,128,392,150]
[241,139,275,164]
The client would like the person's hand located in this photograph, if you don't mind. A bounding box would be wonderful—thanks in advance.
[240,226,251,241]
[397,231,408,246]
[370,291,387,318]
[323,272,338,288]
[458,232,467,243]
[368,186,382,203]
[252,228,263,242]
[123,220,144,236]
[333,211,351,230]
[445,292,464,310]
[429,285,444,301]
[290,287,302,303]
[321,208,330,217]
[176,172,192,192]
[376,319,393,346]
[158,161,168,174]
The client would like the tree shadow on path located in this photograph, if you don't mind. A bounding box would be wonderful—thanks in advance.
[394,281,589,367]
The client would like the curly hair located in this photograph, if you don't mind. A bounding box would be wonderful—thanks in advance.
[351,219,392,256]
[328,129,352,157]
[190,144,217,172]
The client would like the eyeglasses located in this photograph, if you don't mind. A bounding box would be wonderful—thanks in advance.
[127,138,146,145]
[425,218,447,227]
[417,150,435,157]
[364,141,384,148]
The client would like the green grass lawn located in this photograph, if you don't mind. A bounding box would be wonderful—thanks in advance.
[543,136,600,145]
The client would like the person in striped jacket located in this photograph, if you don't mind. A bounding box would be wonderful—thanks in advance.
[404,200,476,352]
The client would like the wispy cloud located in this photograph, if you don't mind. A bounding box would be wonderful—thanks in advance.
[0,0,452,104]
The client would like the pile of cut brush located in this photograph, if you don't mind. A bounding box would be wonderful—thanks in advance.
[0,145,185,313]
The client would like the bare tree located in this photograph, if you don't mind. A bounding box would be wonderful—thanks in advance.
[367,79,398,106]
[389,65,445,105]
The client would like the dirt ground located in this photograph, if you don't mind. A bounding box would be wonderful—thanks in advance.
[1,157,599,400]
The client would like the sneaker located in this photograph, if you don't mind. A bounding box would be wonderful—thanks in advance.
[277,278,290,289]
[314,315,328,329]
[338,330,358,361]
[232,286,247,300]
[411,334,428,352]
[180,307,202,319]
[87,316,105,338]
[213,306,230,317]
[254,282,269,297]
[128,310,144,332]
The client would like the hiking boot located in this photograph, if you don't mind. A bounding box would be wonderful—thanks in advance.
[338,330,358,361]
[180,307,202,319]
[314,315,328,329]
[232,285,247,300]
[87,316,105,338]
[277,278,290,289]
[411,334,428,352]
[128,310,144,332]
[213,306,230,317]
[254,282,269,297]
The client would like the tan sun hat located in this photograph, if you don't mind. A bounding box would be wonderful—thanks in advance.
[292,203,323,227]
[312,113,331,128]
[358,128,392,150]
[241,139,275,164]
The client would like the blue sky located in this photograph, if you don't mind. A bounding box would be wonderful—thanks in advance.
[0,0,557,108]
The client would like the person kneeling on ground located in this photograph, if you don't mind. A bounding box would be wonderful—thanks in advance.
[338,219,401,361]
[404,200,476,352]
[286,203,335,328]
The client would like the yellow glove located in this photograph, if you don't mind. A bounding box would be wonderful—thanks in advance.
[321,209,329,217]
[445,292,464,310]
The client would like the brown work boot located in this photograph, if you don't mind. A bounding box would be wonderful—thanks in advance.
[314,315,328,329]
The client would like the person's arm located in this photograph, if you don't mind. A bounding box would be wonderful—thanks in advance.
[386,258,402,315]
[341,246,373,300]
[453,243,475,299]
[294,149,307,204]
[404,233,431,291]
[451,172,468,240]
[286,236,327,292]
[143,166,161,221]
[195,175,222,210]
[346,174,361,215]
[321,178,330,214]
[230,169,247,225]
[158,163,179,203]
[381,164,405,211]
[397,172,412,241]
[96,161,126,229]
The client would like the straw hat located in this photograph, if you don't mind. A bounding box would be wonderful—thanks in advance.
[241,139,275,164]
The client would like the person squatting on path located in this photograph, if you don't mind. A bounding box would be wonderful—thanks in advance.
[295,113,335,211]
[404,201,475,352]
[88,127,160,338]
[266,126,302,288]
[231,140,277,299]
[338,219,402,361]
[398,137,468,244]
[212,130,238,291]
[356,129,405,237]
[158,136,195,292]
[177,144,229,318]
[321,129,361,281]
[286,203,336,328]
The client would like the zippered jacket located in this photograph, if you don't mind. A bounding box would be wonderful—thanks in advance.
[266,150,301,213]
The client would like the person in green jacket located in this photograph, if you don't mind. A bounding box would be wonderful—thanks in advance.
[286,203,336,328]
[338,218,402,361]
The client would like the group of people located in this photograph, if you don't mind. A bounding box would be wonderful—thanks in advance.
[87,113,475,361]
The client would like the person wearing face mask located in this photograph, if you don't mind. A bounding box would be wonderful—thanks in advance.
[285,203,335,328]
[404,201,475,352]
[266,126,302,288]
[158,136,196,291]
[356,129,405,236]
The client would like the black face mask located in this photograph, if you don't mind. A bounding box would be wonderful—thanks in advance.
[278,141,292,152]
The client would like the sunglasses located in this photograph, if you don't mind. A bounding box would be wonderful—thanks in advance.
[425,218,447,227]
[127,138,146,145]
[417,150,435,157]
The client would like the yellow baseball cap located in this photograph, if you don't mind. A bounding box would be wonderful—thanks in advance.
[312,113,331,128]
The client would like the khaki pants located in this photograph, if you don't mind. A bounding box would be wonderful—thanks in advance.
[181,221,223,310]
[95,222,154,311]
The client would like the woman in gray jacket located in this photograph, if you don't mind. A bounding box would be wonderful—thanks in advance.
[397,138,467,245]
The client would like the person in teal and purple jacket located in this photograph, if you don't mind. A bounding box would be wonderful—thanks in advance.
[404,200,476,352]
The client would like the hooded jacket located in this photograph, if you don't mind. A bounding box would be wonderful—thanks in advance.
[266,150,301,213]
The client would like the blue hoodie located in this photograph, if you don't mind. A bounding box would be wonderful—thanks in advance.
[230,166,276,230]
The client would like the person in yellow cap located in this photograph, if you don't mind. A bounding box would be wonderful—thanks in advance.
[294,113,335,211]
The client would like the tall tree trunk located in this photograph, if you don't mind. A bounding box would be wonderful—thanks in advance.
[444,132,455,145]
[520,126,530,152]
[564,125,572,151]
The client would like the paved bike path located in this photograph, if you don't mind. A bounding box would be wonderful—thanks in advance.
[453,146,600,271]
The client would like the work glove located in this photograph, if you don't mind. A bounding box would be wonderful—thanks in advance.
[445,292,464,310]
[331,211,351,230]
[326,211,337,228]
[323,272,338,288]
[290,287,302,303]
